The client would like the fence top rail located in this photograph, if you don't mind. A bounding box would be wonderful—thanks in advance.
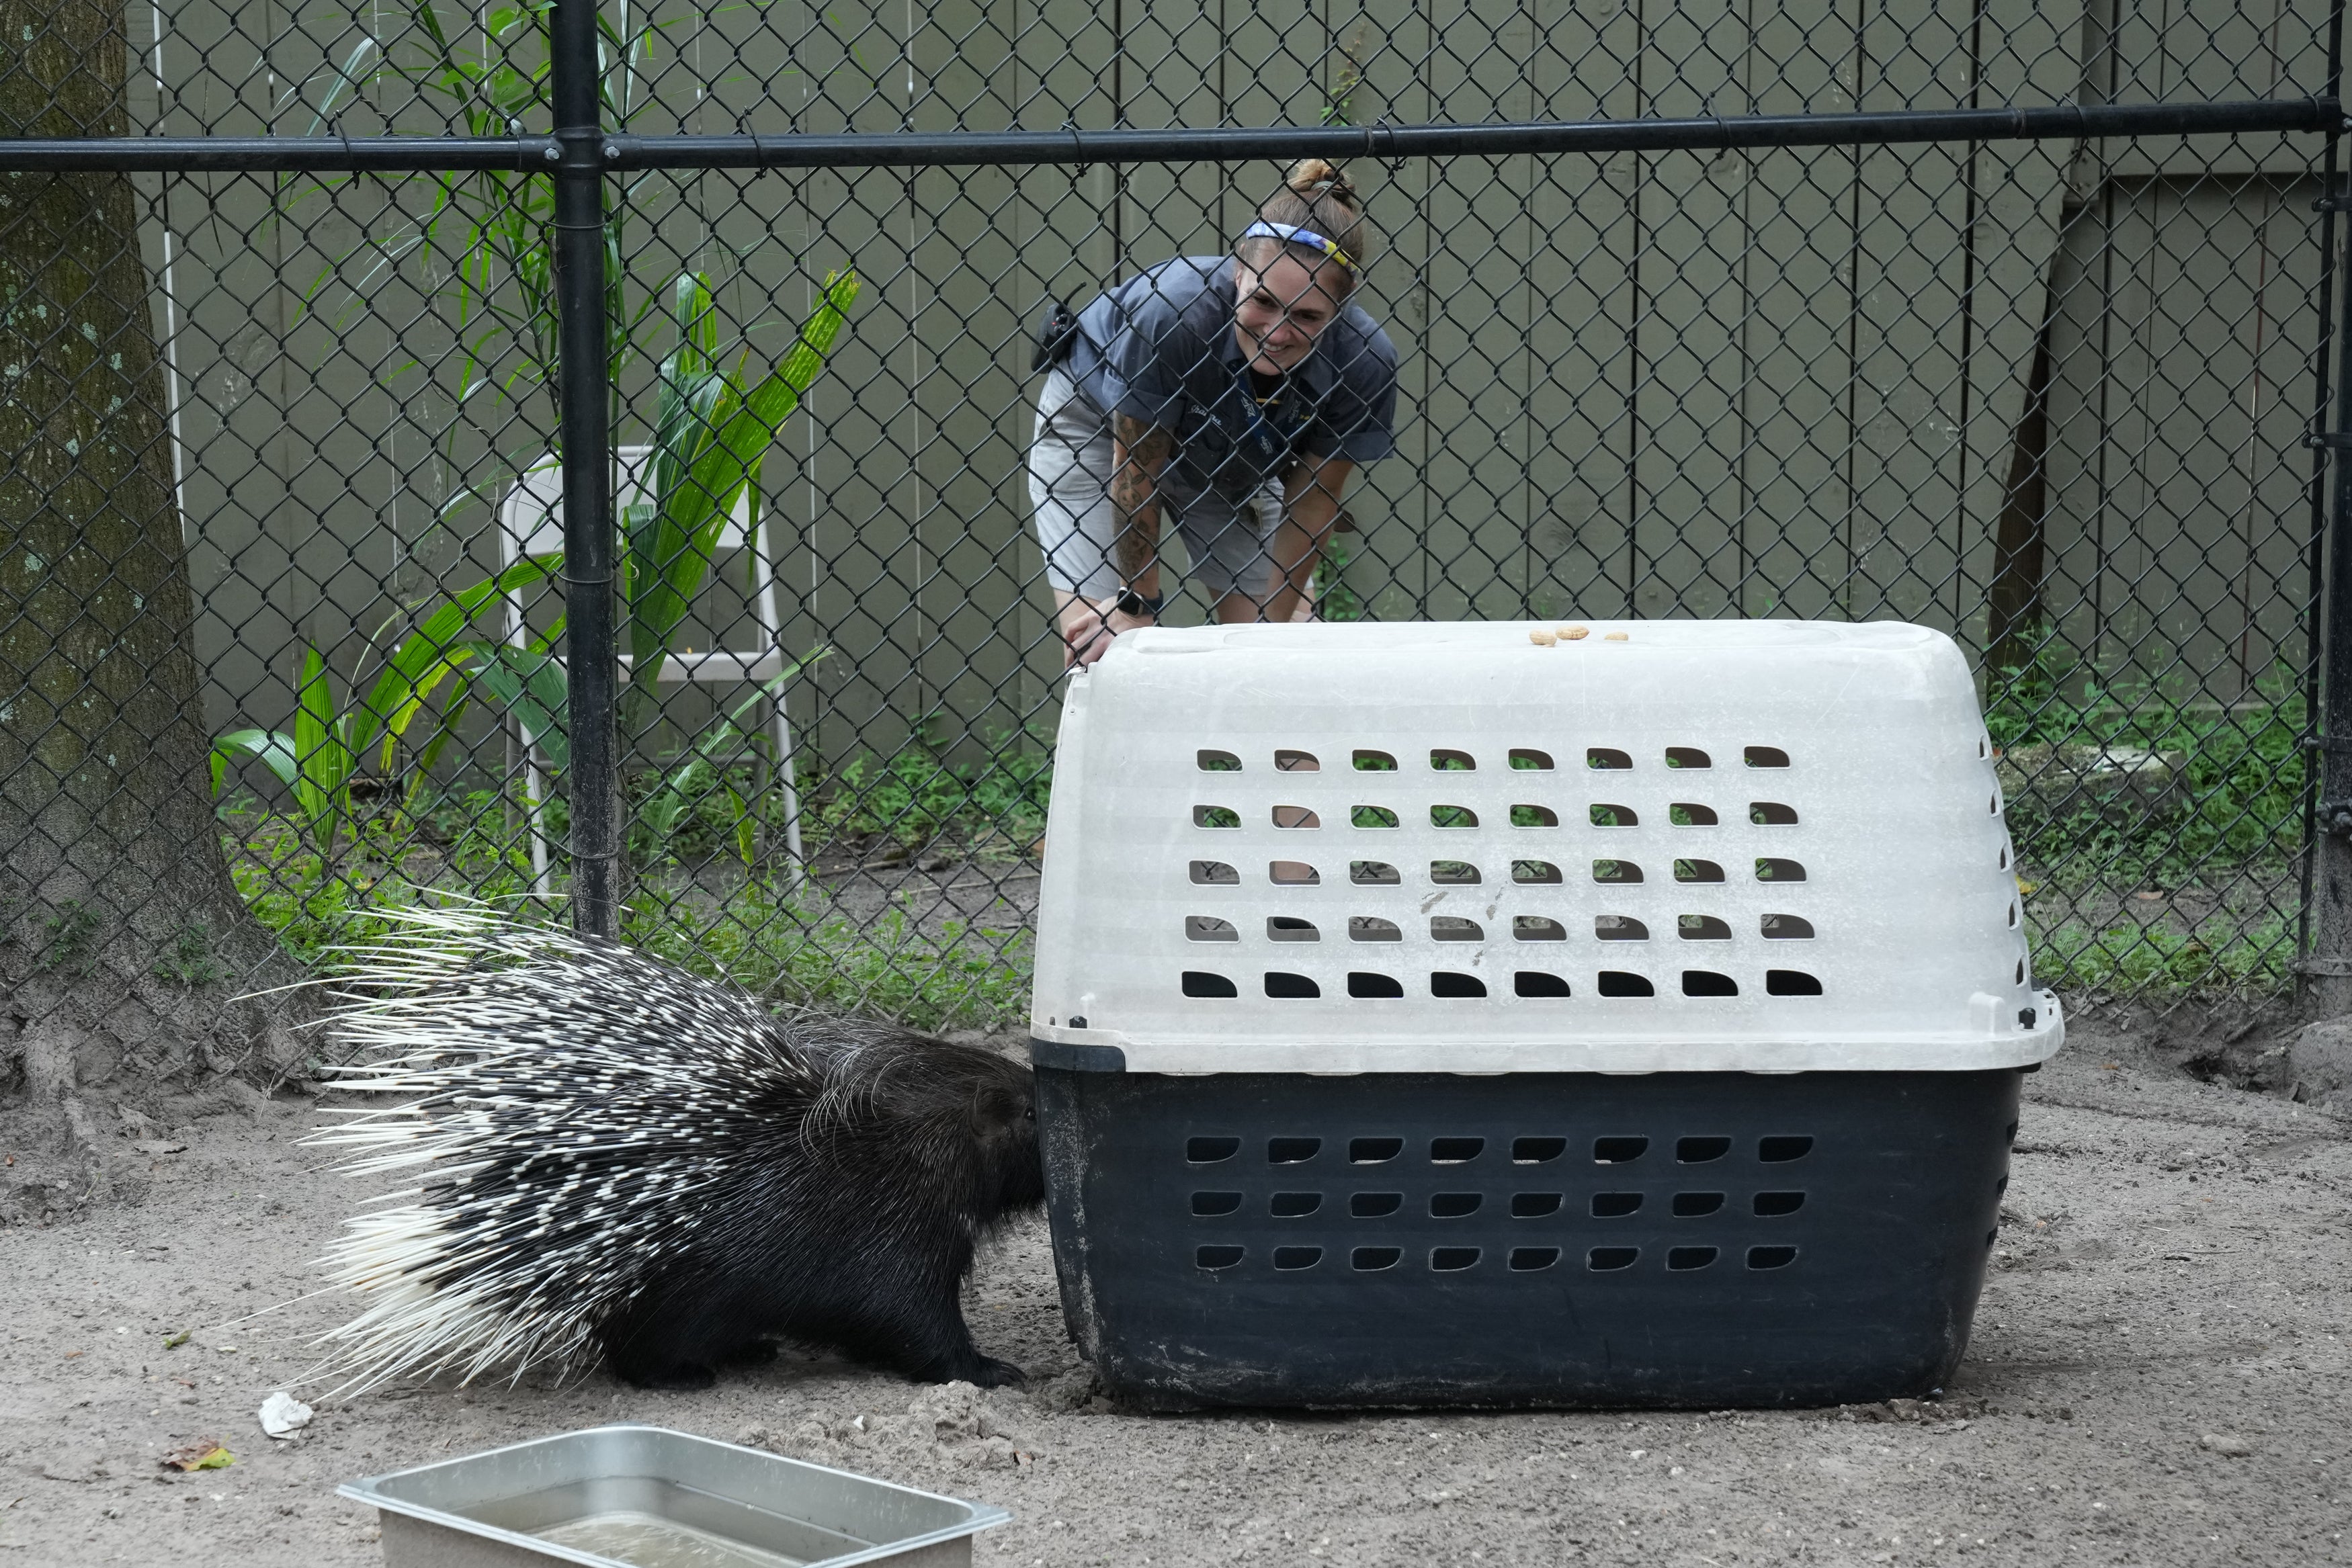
[0,97,2335,174]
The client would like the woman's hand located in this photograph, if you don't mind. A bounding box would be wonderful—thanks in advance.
[1058,595,1156,668]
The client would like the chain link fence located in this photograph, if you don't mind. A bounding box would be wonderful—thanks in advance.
[2,0,2347,1084]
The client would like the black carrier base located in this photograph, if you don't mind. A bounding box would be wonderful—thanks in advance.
[1034,1060,2020,1411]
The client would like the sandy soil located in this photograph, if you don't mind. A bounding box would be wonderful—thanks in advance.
[2,1017,2348,1568]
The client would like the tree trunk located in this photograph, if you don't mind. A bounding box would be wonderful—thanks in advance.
[0,0,305,1215]
[1985,318,2055,679]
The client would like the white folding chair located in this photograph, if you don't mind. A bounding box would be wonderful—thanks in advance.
[497,445,806,894]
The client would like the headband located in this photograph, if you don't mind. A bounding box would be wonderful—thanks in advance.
[1237,220,1358,274]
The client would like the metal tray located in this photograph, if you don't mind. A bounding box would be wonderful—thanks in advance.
[339,1424,1010,1568]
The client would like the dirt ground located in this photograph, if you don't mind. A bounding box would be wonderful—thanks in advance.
[2,1016,2348,1568]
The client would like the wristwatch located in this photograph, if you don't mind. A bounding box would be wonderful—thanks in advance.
[1113,587,1163,617]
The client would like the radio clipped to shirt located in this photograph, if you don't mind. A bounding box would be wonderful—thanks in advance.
[1030,299,1081,372]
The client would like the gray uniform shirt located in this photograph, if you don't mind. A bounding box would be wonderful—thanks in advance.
[1064,255,1400,500]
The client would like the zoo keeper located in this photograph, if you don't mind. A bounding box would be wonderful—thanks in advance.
[1027,157,1400,666]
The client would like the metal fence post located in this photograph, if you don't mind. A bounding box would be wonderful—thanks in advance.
[550,0,620,937]
[2311,0,2352,1016]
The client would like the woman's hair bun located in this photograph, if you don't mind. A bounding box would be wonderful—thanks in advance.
[1245,157,1378,277]
[1286,157,1357,206]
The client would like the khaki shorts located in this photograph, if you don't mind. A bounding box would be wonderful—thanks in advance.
[1027,367,1284,603]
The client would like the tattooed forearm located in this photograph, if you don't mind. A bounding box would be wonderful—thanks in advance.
[1110,412,1173,586]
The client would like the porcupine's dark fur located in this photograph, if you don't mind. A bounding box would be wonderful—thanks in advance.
[307,908,1043,1393]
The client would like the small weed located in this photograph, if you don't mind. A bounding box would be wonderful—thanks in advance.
[153,922,226,986]
[2031,914,2296,998]
[804,724,1052,855]
[37,902,102,977]
[1986,638,2306,884]
[1314,533,1366,622]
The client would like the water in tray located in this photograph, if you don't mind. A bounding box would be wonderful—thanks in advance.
[536,1510,810,1568]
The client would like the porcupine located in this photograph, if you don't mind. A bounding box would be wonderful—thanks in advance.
[305,906,1043,1394]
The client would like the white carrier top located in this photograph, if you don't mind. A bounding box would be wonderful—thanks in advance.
[1032,619,2064,1074]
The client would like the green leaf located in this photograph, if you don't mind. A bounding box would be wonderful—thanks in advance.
[210,730,299,796]
[291,648,351,855]
[352,553,563,770]
[723,779,757,868]
[710,644,831,749]
[407,682,474,805]
[469,647,572,771]
[626,271,857,687]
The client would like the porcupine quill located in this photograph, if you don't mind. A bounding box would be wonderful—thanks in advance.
[301,905,1043,1395]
